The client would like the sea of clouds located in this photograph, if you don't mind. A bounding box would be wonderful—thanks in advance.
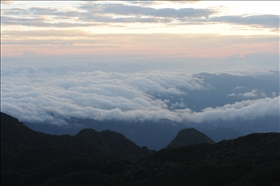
[1,56,279,125]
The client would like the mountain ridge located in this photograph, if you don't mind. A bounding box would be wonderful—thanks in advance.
[166,128,215,148]
[24,117,253,150]
[1,112,280,185]
[1,112,153,171]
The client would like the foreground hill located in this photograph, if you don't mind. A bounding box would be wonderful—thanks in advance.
[1,112,153,171]
[25,118,246,150]
[2,132,279,186]
[197,127,243,142]
[1,112,280,185]
[166,128,215,148]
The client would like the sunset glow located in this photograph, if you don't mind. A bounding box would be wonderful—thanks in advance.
[1,1,279,58]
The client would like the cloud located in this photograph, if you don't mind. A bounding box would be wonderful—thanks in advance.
[2,2,278,30]
[171,102,186,110]
[1,60,279,126]
[271,92,277,97]
[177,96,279,123]
[1,16,98,27]
[2,32,278,60]
[79,3,215,19]
[2,3,214,27]
[28,7,60,15]
[234,86,245,89]
[228,89,267,98]
[2,29,92,37]
[1,16,46,26]
[1,8,29,15]
[1,0,13,5]
[260,91,266,97]
[208,14,279,28]
[1,69,206,124]
[242,89,257,97]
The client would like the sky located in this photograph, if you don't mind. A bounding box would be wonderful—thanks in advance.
[1,1,279,59]
[1,1,279,126]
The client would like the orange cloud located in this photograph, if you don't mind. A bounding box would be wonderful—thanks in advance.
[1,0,13,5]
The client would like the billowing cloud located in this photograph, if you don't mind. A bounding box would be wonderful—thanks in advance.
[228,89,270,98]
[1,69,206,125]
[1,61,279,126]
[177,96,279,123]
[242,89,257,97]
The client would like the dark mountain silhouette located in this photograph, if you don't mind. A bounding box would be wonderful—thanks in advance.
[167,128,215,148]
[197,127,243,142]
[1,112,280,185]
[1,112,153,171]
[25,118,186,150]
[29,118,237,150]
[2,132,279,185]
[147,132,280,186]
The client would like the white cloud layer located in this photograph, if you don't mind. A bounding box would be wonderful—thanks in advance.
[242,89,257,97]
[1,63,279,125]
[177,97,279,123]
[228,89,269,98]
[1,69,204,124]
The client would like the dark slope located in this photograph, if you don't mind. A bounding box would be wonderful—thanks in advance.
[167,128,215,148]
[74,118,186,150]
[197,127,243,142]
[154,132,280,162]
[1,112,153,171]
[2,132,279,186]
[25,115,279,150]
[99,130,151,159]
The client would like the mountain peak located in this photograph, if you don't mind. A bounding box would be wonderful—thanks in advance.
[167,128,214,148]
[75,128,99,137]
